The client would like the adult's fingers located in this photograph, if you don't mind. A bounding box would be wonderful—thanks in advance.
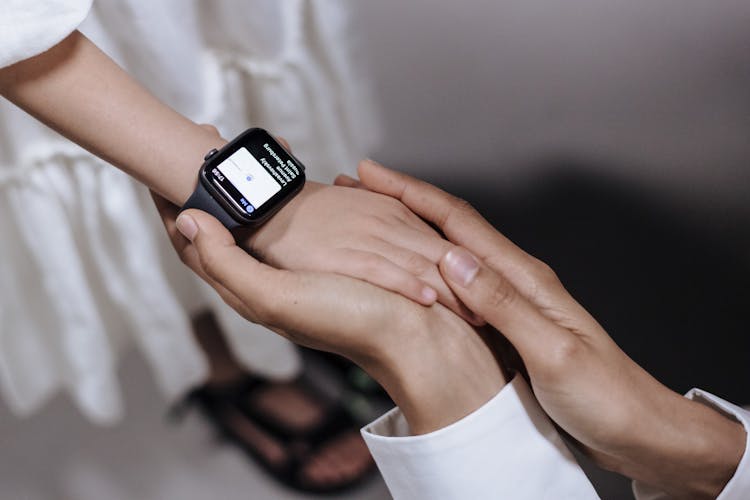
[150,191,248,316]
[330,248,438,306]
[176,209,295,324]
[357,159,526,264]
[334,173,364,189]
[151,190,190,261]
[359,238,480,323]
[439,246,573,366]
[357,159,576,311]
[376,220,455,265]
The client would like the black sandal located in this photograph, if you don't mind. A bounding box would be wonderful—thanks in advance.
[173,374,376,494]
[306,350,391,402]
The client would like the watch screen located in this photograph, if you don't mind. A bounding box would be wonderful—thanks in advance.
[209,140,302,215]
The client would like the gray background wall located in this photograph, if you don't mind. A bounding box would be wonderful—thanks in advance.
[351,2,750,498]
[353,0,750,214]
[1,3,746,500]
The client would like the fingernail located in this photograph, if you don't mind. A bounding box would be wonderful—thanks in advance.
[421,286,438,303]
[176,213,198,241]
[364,158,383,167]
[443,247,479,286]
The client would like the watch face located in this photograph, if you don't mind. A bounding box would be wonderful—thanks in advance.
[200,129,305,225]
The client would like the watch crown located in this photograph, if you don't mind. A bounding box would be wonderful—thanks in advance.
[204,148,219,161]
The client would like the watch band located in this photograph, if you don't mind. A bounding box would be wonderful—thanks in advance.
[182,180,241,229]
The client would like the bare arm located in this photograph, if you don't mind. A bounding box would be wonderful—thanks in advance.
[153,197,506,434]
[0,30,217,204]
[353,161,746,498]
[0,31,468,314]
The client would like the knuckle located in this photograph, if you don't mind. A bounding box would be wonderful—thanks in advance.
[359,253,385,277]
[486,277,517,310]
[397,203,415,221]
[531,258,560,286]
[525,258,564,303]
[539,336,582,380]
[441,197,478,228]
[367,214,390,234]
[405,253,432,276]
[452,197,477,217]
[385,196,405,211]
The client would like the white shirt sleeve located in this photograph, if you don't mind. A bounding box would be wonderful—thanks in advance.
[361,374,599,499]
[0,0,93,68]
[633,389,750,500]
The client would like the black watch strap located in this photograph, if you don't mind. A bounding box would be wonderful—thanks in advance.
[183,181,241,229]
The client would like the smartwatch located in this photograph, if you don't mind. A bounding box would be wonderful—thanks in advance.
[183,128,306,229]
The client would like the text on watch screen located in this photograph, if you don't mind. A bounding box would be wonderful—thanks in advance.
[212,143,300,214]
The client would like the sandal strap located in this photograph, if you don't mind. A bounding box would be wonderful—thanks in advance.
[175,373,373,494]
[236,379,356,445]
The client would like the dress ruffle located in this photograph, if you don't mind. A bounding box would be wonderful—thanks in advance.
[0,149,208,424]
[0,0,379,423]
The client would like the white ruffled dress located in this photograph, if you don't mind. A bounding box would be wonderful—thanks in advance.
[0,0,378,424]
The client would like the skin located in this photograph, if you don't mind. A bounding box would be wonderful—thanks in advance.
[0,30,475,320]
[343,160,747,499]
[5,25,741,497]
[0,28,475,486]
[154,195,507,435]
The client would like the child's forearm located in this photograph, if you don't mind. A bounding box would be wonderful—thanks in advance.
[0,30,220,205]
[0,31,470,315]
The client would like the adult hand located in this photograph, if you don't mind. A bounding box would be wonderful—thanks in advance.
[193,127,475,323]
[241,181,477,322]
[348,160,746,498]
[152,192,505,435]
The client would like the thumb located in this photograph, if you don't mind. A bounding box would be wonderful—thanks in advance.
[439,246,571,362]
[175,209,282,315]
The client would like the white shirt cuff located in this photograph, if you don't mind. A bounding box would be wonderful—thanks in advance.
[633,389,750,500]
[361,374,599,500]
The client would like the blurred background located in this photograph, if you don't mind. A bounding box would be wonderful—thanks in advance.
[358,2,750,496]
[2,1,748,499]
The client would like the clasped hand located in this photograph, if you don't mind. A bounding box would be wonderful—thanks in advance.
[154,156,744,499]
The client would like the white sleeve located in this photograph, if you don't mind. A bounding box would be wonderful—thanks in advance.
[361,374,599,500]
[633,389,750,500]
[0,0,93,68]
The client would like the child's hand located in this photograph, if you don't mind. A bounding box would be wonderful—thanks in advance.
[153,195,505,435]
[240,180,478,323]
[185,128,475,322]
[0,29,467,320]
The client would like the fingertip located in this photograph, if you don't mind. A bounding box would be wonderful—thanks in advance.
[421,286,438,305]
[364,157,384,167]
[176,212,198,241]
[334,174,359,188]
[180,209,239,248]
[358,158,383,176]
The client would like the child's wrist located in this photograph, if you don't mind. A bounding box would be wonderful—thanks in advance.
[162,123,227,206]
